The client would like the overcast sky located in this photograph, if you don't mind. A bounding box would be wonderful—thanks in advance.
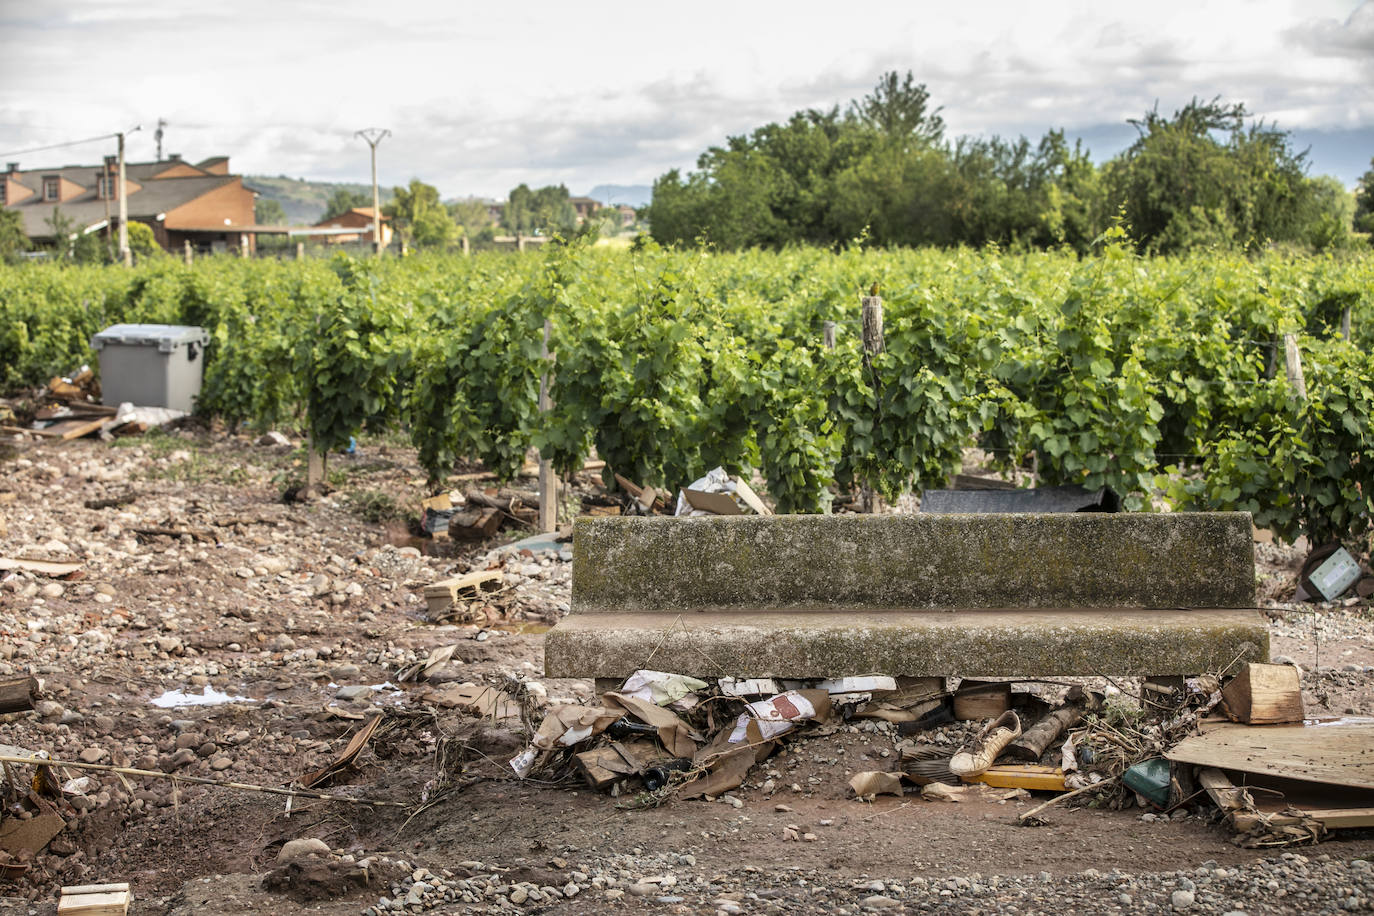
[1,0,1371,199]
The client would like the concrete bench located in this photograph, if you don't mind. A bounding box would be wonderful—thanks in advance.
[543,513,1267,679]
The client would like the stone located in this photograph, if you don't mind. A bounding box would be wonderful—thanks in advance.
[337,685,372,700]
[510,886,528,904]
[256,431,291,447]
[40,583,64,599]
[277,837,331,863]
[34,700,64,719]
[860,895,900,909]
[1172,889,1195,910]
[546,513,1263,678]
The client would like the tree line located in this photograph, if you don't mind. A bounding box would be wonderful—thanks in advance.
[647,71,1374,255]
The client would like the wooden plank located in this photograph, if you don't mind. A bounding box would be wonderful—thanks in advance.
[953,681,1011,720]
[0,557,82,577]
[1200,767,1374,831]
[1166,722,1374,791]
[961,764,1066,792]
[423,569,502,616]
[57,888,131,916]
[61,885,130,896]
[56,417,108,440]
[1221,663,1304,724]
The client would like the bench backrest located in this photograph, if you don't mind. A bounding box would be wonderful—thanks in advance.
[570,513,1254,613]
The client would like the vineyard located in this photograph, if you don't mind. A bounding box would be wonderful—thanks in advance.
[2,239,1373,546]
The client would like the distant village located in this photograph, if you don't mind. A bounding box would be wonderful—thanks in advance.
[0,151,645,259]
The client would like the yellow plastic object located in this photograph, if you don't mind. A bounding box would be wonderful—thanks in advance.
[960,764,1067,792]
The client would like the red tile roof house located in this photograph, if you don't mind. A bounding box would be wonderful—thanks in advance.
[309,207,393,246]
[1,154,262,254]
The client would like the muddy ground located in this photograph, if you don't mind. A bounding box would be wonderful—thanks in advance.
[0,428,1372,915]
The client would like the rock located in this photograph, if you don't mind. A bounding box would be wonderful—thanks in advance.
[210,756,233,771]
[1172,889,1195,910]
[337,685,372,700]
[510,886,528,904]
[628,883,657,897]
[40,583,64,598]
[235,567,255,579]
[861,895,900,909]
[276,837,331,863]
[330,663,361,680]
[270,634,296,652]
[34,700,64,719]
[78,746,107,764]
[257,431,291,447]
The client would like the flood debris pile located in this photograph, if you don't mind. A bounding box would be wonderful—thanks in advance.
[504,662,1374,849]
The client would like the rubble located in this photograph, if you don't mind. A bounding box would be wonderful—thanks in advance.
[0,431,1370,911]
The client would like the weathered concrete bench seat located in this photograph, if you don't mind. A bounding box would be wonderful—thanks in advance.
[543,513,1267,679]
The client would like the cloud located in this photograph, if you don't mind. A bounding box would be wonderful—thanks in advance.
[2,0,1372,195]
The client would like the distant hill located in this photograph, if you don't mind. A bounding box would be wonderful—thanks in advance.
[583,185,652,208]
[245,175,394,225]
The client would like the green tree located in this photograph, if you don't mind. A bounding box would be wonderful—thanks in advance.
[848,70,945,148]
[44,208,77,259]
[0,209,28,263]
[448,198,494,238]
[322,188,370,221]
[127,221,162,260]
[1104,98,1315,253]
[255,197,287,225]
[1355,157,1374,238]
[384,179,456,248]
[502,184,576,235]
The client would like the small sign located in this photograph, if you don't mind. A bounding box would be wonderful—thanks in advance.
[1309,546,1362,601]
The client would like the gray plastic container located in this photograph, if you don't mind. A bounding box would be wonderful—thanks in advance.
[91,324,210,413]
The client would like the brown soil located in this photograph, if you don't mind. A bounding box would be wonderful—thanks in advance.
[0,428,1371,915]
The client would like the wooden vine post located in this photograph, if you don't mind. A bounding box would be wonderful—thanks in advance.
[822,320,836,349]
[306,434,326,497]
[538,318,557,533]
[860,290,885,513]
[1284,333,1307,401]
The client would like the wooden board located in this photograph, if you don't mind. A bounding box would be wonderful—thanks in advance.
[423,568,503,616]
[28,417,107,440]
[1167,722,1374,791]
[953,681,1011,720]
[57,888,131,916]
[1199,767,1374,832]
[0,557,82,577]
[1221,663,1304,724]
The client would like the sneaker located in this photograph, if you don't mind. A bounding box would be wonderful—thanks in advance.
[948,710,1022,777]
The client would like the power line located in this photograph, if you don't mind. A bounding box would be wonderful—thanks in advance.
[0,132,120,159]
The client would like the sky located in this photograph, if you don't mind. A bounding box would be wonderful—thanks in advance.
[0,0,1371,200]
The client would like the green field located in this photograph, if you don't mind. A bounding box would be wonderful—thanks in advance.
[3,240,1372,545]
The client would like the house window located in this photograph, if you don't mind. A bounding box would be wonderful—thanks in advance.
[0,183,6,206]
[96,174,112,198]
[43,176,59,201]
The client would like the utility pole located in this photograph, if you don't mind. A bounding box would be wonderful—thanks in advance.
[355,128,390,254]
[117,131,131,266]
[155,118,167,161]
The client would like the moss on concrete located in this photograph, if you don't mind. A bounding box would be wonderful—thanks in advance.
[544,609,1270,679]
[571,513,1255,613]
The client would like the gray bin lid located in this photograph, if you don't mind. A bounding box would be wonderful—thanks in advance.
[92,324,209,353]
